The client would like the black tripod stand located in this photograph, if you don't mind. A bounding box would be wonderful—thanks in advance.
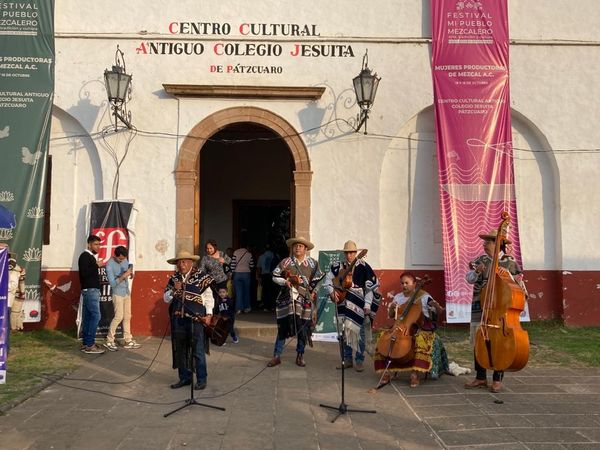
[320,304,376,423]
[164,316,225,417]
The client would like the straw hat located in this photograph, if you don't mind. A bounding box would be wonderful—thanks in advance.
[478,229,512,245]
[341,240,364,252]
[286,236,314,250]
[167,250,200,265]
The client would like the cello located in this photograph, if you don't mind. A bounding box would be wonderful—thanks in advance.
[474,212,529,372]
[375,275,431,363]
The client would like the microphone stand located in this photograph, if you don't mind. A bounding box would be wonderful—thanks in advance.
[320,295,376,423]
[164,299,226,417]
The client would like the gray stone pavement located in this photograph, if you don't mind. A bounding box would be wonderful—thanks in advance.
[2,321,600,450]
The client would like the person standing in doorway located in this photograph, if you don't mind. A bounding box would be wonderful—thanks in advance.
[198,239,231,314]
[104,246,140,351]
[256,244,278,312]
[231,242,254,314]
[78,235,106,354]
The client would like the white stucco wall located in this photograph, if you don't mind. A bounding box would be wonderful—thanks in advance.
[45,0,600,272]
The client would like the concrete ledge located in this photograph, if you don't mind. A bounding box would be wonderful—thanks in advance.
[234,312,278,337]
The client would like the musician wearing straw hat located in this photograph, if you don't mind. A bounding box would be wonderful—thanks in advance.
[267,236,324,368]
[163,250,214,390]
[323,240,378,372]
[464,229,527,393]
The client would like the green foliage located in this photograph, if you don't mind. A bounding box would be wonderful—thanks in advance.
[0,329,83,408]
[523,320,600,367]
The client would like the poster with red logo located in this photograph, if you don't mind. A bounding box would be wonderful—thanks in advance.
[431,0,525,323]
[77,200,136,338]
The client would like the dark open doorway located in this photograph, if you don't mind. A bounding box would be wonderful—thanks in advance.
[199,122,294,255]
[232,200,290,256]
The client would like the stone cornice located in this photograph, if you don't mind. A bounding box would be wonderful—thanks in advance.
[162,84,325,100]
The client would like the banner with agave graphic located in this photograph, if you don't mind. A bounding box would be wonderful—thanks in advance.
[312,250,343,342]
[0,1,55,322]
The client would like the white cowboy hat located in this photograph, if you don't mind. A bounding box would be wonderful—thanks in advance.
[167,250,200,265]
[478,229,512,245]
[285,236,314,250]
[341,240,365,252]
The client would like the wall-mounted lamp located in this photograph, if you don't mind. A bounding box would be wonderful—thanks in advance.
[104,45,132,131]
[352,50,381,134]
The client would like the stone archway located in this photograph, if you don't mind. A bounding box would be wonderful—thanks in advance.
[174,106,312,253]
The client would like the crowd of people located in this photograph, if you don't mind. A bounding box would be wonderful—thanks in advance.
[66,228,527,393]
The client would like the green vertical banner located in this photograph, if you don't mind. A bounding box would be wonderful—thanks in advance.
[0,1,55,323]
[312,250,343,342]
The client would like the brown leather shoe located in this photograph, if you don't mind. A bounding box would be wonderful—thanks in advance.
[464,378,488,389]
[267,356,281,367]
[490,381,502,393]
[295,353,306,367]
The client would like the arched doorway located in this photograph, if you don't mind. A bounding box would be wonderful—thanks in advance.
[174,106,312,254]
[200,123,293,253]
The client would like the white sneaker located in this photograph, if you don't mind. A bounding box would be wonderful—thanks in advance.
[123,340,141,349]
[103,342,118,352]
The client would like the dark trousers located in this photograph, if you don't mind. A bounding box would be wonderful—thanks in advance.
[474,351,504,382]
[227,315,237,339]
[172,317,207,383]
[261,274,276,310]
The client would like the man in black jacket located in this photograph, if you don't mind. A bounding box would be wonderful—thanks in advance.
[78,235,105,354]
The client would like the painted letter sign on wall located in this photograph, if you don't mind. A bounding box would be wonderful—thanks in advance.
[430,0,524,323]
[0,0,55,323]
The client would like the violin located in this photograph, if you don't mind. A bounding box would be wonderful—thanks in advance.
[474,212,529,372]
[375,275,431,363]
[331,249,368,304]
[282,267,317,303]
[282,269,302,287]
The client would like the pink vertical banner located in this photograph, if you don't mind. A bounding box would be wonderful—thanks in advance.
[431,0,522,323]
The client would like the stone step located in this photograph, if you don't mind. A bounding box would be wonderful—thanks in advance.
[232,310,278,337]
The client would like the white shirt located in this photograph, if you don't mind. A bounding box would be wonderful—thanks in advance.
[391,291,433,319]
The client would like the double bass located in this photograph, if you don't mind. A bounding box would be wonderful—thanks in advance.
[375,275,431,363]
[474,212,529,371]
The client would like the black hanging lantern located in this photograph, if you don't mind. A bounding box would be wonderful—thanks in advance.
[104,45,132,130]
[352,50,381,134]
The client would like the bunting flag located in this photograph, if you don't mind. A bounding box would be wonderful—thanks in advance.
[430,0,523,322]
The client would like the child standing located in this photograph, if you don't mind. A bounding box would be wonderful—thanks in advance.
[216,287,239,344]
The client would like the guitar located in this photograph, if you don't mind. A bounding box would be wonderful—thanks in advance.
[331,249,368,303]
